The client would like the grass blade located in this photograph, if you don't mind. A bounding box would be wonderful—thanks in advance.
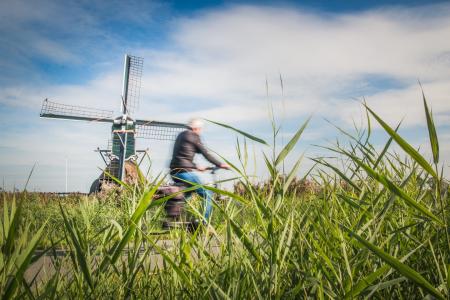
[59,205,94,290]
[214,203,262,263]
[342,226,444,300]
[23,163,36,192]
[342,150,443,225]
[364,104,437,178]
[2,223,46,300]
[110,184,160,264]
[345,243,420,299]
[421,89,439,164]
[373,122,401,169]
[263,152,276,178]
[312,158,361,193]
[283,153,304,195]
[205,119,268,145]
[4,196,25,257]
[275,117,310,166]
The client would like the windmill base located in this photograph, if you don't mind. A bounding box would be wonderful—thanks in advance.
[89,161,141,194]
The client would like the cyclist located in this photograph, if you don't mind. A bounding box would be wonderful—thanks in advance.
[170,118,229,223]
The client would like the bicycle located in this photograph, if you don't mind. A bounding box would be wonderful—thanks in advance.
[156,166,226,231]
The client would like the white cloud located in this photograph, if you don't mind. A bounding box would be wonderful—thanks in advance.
[1,3,450,191]
[135,4,450,128]
[338,80,450,128]
[5,3,450,124]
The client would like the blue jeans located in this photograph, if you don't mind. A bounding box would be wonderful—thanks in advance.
[171,171,213,221]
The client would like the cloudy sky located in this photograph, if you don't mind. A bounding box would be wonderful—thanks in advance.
[1,0,449,192]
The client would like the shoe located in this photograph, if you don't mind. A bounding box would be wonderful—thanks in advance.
[162,220,172,230]
[186,219,203,232]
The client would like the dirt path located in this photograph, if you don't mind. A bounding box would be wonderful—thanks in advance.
[25,238,221,285]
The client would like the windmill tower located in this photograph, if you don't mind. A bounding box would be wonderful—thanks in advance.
[40,54,186,187]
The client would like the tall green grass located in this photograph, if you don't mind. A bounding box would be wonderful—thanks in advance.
[0,91,448,299]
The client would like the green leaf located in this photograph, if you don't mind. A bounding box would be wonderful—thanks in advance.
[312,158,361,193]
[342,150,443,225]
[336,193,362,210]
[153,242,191,285]
[205,119,268,145]
[60,205,94,290]
[97,181,162,274]
[23,163,36,191]
[101,168,132,192]
[342,226,445,300]
[173,176,250,206]
[364,99,372,143]
[310,237,340,282]
[214,204,261,263]
[110,184,160,264]
[3,197,10,238]
[324,118,375,158]
[447,263,450,291]
[228,218,262,263]
[366,277,407,293]
[283,153,304,195]
[3,223,46,300]
[344,264,390,299]
[421,89,439,164]
[262,152,276,178]
[4,196,25,257]
[364,104,437,178]
[373,122,401,169]
[275,116,310,166]
[209,279,232,300]
[202,184,250,205]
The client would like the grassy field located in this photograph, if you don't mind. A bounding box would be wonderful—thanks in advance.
[1,96,449,299]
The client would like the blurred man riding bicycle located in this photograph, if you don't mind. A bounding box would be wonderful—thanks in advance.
[170,118,229,223]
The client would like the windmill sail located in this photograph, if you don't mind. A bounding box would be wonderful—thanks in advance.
[40,99,114,123]
[135,119,187,140]
[41,53,187,185]
[121,55,143,117]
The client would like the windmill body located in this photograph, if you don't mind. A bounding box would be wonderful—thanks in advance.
[40,54,186,188]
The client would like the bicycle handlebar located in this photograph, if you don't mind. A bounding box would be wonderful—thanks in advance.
[204,166,220,170]
[199,166,229,173]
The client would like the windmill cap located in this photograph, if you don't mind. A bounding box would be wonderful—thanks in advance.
[188,118,204,129]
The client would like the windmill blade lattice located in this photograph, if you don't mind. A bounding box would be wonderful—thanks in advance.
[123,55,144,117]
[40,99,114,123]
[135,120,187,141]
[40,54,187,184]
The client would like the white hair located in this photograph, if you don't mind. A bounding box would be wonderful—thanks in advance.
[188,118,204,129]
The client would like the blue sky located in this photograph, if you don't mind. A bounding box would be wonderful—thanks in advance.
[1,0,449,191]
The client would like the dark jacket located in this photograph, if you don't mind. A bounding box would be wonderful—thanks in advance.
[170,130,221,172]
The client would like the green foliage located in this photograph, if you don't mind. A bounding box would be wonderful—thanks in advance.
[1,194,46,299]
[0,91,448,299]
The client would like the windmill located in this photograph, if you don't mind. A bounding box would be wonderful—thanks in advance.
[40,54,187,189]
